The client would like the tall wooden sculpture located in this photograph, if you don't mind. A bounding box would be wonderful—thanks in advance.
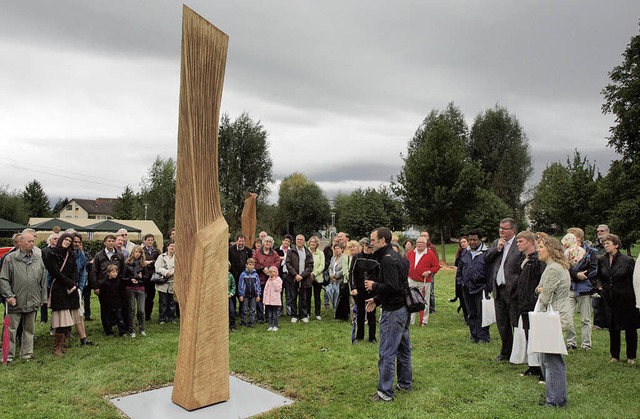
[172,6,229,411]
[241,192,258,247]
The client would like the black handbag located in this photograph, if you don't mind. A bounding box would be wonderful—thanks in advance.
[405,285,426,313]
[151,272,168,285]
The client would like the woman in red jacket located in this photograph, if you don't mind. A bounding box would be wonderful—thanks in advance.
[406,236,440,326]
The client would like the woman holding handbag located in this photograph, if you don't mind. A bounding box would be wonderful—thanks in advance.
[154,241,176,324]
[535,236,571,407]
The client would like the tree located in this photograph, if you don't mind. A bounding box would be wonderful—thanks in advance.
[461,189,512,242]
[51,197,70,216]
[113,185,140,220]
[468,105,533,221]
[22,179,50,218]
[0,185,28,224]
[334,186,405,239]
[218,112,274,233]
[592,159,640,250]
[140,156,176,235]
[395,103,483,261]
[600,23,640,251]
[529,150,599,234]
[602,23,640,161]
[277,173,330,237]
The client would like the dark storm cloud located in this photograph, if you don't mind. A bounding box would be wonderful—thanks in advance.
[2,1,640,201]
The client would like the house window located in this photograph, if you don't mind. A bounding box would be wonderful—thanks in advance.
[66,204,73,210]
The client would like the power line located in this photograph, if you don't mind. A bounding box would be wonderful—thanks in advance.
[0,161,128,190]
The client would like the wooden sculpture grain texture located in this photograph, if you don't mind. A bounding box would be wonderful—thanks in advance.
[241,192,258,247]
[172,6,229,411]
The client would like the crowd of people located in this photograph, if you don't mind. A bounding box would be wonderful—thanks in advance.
[0,227,175,362]
[2,220,639,409]
[454,220,640,407]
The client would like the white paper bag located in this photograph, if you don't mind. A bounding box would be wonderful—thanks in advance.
[481,295,496,327]
[510,316,527,364]
[528,304,568,355]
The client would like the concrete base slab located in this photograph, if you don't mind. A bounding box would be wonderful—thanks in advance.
[111,376,293,418]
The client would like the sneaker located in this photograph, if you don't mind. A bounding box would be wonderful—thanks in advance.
[291,317,298,323]
[273,327,278,331]
[140,331,146,337]
[301,317,309,323]
[566,343,577,350]
[370,392,392,402]
[369,338,378,343]
[268,327,273,331]
[610,358,619,363]
[130,333,136,338]
[628,359,636,365]
[396,384,412,392]
[81,339,95,346]
[316,315,321,320]
[159,321,165,325]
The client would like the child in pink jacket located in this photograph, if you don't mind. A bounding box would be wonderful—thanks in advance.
[263,266,283,331]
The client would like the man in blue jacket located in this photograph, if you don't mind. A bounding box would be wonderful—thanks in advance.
[456,229,491,344]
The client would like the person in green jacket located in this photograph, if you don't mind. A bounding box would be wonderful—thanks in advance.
[0,232,47,362]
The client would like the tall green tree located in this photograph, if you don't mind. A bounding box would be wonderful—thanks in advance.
[113,185,140,220]
[334,186,405,239]
[529,150,599,233]
[22,179,50,218]
[602,22,640,161]
[0,185,28,224]
[395,103,483,260]
[600,22,640,250]
[277,173,330,237]
[468,105,532,222]
[218,112,274,233]
[51,197,70,216]
[140,156,176,235]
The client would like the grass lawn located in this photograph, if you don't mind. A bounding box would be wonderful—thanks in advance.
[2,267,640,418]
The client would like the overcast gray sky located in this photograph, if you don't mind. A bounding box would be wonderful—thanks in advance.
[1,1,638,205]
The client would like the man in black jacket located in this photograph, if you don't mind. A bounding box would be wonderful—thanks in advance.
[513,231,545,379]
[350,238,378,342]
[229,234,253,319]
[365,227,412,402]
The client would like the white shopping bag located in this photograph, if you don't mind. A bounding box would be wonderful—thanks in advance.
[510,316,527,364]
[481,294,496,327]
[528,304,568,355]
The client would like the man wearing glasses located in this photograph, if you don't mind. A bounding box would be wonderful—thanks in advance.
[592,224,610,330]
[117,229,136,253]
[485,218,520,361]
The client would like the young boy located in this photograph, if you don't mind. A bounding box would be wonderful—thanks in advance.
[102,264,127,336]
[238,258,261,327]
[228,262,237,331]
[263,266,283,331]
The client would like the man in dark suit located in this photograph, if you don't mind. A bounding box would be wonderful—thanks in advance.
[484,218,521,361]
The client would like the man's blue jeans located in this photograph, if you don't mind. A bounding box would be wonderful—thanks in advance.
[378,305,412,400]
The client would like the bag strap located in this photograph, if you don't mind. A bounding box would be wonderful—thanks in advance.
[60,251,69,272]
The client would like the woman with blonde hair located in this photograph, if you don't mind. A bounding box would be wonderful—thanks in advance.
[535,236,571,407]
[123,245,150,337]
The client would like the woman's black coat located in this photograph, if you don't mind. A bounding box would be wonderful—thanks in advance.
[44,247,80,311]
[596,252,639,330]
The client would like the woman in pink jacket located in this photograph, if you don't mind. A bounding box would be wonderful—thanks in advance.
[263,266,283,331]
